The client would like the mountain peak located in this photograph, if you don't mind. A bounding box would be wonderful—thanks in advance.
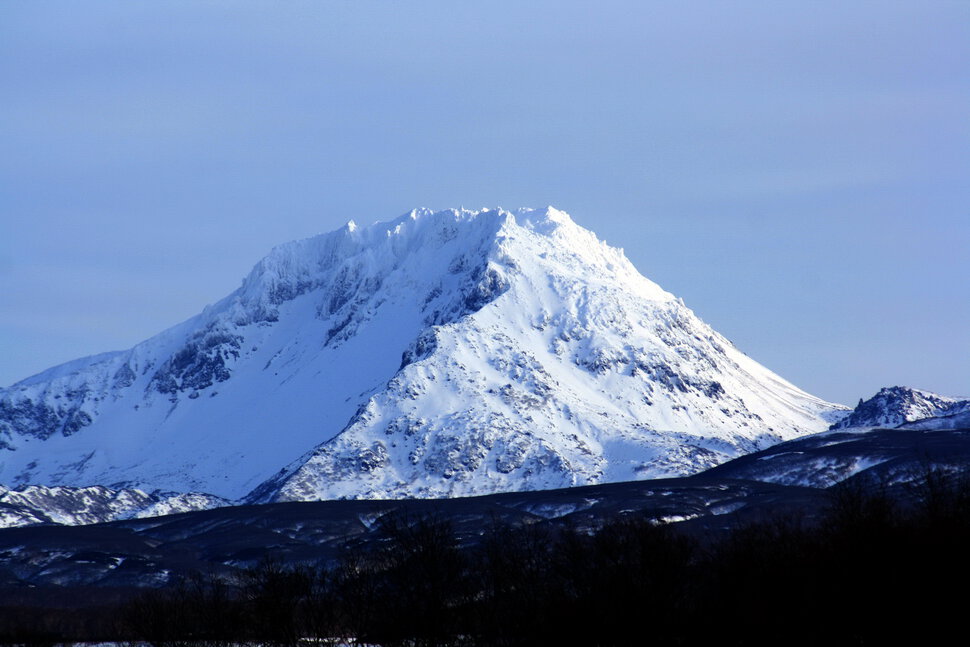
[230,207,669,326]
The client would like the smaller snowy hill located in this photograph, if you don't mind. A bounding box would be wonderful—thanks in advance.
[0,485,227,528]
[899,407,970,431]
[832,386,970,430]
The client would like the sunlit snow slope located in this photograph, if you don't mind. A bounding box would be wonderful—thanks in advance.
[0,208,845,501]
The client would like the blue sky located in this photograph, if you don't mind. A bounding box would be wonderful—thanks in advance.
[1,1,968,404]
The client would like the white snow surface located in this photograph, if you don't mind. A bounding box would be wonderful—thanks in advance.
[0,207,845,503]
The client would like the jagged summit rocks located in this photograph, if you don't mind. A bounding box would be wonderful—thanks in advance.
[0,207,844,503]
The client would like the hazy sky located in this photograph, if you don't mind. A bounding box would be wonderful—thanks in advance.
[2,1,968,405]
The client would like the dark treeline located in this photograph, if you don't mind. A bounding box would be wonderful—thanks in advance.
[3,470,970,646]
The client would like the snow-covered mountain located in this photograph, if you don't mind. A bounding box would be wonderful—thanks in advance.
[0,207,844,503]
[831,386,970,430]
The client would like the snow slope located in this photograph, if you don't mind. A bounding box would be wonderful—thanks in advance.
[0,207,845,503]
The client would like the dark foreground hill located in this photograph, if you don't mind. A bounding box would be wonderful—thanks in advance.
[3,425,969,590]
[1,425,969,645]
[0,476,825,590]
[1,425,967,587]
